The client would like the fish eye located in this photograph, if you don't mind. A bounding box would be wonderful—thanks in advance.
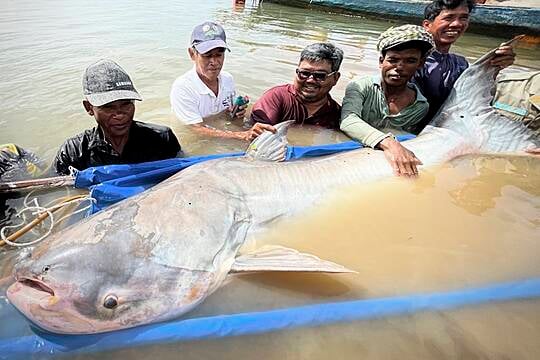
[103,295,119,309]
[42,265,51,273]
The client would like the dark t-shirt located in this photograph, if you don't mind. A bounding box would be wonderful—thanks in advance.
[250,84,341,129]
[54,120,181,175]
[413,51,469,130]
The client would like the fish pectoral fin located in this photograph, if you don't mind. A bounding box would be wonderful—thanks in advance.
[230,245,356,274]
[245,120,294,162]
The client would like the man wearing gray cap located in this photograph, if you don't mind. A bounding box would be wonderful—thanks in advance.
[170,21,275,141]
[340,25,433,177]
[54,60,181,175]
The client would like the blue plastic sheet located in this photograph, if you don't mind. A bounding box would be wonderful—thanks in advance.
[1,277,539,359]
[76,153,243,212]
[75,136,415,213]
[3,134,538,358]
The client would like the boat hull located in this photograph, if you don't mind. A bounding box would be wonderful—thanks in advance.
[265,0,540,35]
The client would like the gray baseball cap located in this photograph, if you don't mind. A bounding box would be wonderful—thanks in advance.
[82,59,142,106]
[190,21,230,54]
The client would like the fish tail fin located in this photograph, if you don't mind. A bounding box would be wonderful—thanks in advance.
[429,36,538,152]
[472,35,524,66]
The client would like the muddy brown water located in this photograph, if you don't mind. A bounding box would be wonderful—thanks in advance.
[63,154,540,360]
[1,154,538,359]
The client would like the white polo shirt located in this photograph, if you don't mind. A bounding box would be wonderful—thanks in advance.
[170,67,236,125]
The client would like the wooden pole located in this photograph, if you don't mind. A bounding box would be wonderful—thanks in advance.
[0,175,75,193]
[0,210,52,246]
[0,194,87,246]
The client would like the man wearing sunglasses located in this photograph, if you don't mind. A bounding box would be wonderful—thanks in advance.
[170,21,275,142]
[340,25,434,177]
[250,43,343,129]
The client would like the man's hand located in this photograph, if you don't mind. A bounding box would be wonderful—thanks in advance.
[378,136,423,177]
[230,104,248,119]
[238,122,277,141]
[491,43,516,69]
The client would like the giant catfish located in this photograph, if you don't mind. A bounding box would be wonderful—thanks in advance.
[6,41,539,334]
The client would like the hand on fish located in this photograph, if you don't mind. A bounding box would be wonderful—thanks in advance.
[491,43,516,69]
[238,122,277,141]
[378,136,423,177]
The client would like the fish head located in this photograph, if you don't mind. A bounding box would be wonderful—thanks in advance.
[7,237,215,334]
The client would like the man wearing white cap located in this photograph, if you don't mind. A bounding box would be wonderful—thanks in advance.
[340,25,434,177]
[170,21,275,141]
[55,60,181,175]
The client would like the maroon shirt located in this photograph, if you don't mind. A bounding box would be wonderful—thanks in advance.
[250,84,341,129]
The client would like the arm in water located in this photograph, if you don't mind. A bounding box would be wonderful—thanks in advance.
[171,87,276,141]
[188,108,276,142]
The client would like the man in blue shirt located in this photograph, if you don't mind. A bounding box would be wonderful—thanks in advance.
[414,0,516,129]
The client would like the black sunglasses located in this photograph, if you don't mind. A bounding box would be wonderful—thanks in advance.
[295,69,336,81]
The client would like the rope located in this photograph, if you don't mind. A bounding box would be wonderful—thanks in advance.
[0,195,94,247]
[1,206,54,247]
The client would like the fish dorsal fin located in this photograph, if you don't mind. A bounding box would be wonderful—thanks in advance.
[230,245,356,273]
[245,120,294,162]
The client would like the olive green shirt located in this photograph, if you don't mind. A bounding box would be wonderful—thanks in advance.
[340,75,429,148]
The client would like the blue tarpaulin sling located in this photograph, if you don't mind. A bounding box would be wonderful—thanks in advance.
[2,135,540,358]
[75,137,416,212]
[1,278,539,358]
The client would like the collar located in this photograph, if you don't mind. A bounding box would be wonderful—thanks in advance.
[87,122,138,151]
[187,66,221,96]
[87,126,110,150]
[286,83,298,96]
[429,49,455,60]
[371,74,427,103]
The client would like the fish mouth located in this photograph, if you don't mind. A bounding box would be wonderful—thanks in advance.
[17,277,55,296]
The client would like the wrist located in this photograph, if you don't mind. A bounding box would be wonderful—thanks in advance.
[376,133,397,150]
[237,131,250,141]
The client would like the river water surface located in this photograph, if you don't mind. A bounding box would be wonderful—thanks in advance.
[1,0,539,359]
[1,0,539,158]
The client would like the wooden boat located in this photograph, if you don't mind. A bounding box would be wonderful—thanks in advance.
[264,0,540,35]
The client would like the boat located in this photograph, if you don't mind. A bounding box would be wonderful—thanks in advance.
[264,0,540,36]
